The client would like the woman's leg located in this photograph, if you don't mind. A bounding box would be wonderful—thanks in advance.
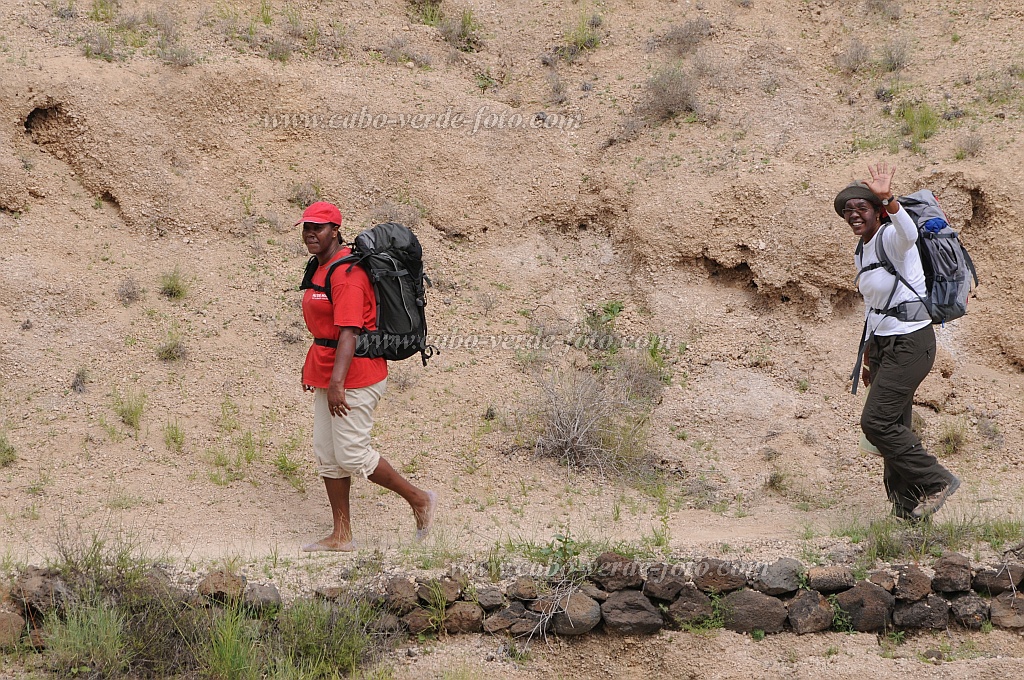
[305,390,356,551]
[862,326,955,515]
[368,457,436,535]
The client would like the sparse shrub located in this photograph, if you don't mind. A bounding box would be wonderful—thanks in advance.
[0,433,15,468]
[288,180,322,209]
[560,12,602,61]
[45,601,131,676]
[691,48,723,81]
[272,597,383,675]
[83,28,118,61]
[54,0,76,19]
[410,0,443,26]
[381,37,431,67]
[836,38,870,73]
[159,267,189,299]
[765,468,789,493]
[164,420,185,453]
[547,70,567,104]
[937,418,968,456]
[144,9,177,42]
[829,594,853,632]
[955,132,983,159]
[88,0,118,22]
[369,198,421,227]
[899,102,939,149]
[156,332,186,361]
[158,40,197,67]
[879,39,910,72]
[112,387,146,431]
[199,607,261,680]
[267,39,292,63]
[535,369,655,478]
[983,70,1020,104]
[116,276,142,305]
[283,3,305,38]
[610,350,668,404]
[52,524,150,593]
[258,0,273,26]
[664,17,711,56]
[645,65,698,122]
[439,8,482,53]
[72,367,88,393]
[866,0,902,21]
[602,116,645,148]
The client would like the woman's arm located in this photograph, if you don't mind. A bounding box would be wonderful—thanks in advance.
[327,327,359,417]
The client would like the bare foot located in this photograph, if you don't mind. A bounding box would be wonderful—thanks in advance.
[302,537,357,552]
[414,490,438,543]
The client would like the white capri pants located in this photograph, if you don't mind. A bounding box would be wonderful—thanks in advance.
[312,378,387,479]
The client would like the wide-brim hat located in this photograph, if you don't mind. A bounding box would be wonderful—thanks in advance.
[834,182,881,217]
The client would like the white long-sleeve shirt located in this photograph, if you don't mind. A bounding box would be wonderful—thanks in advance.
[855,204,931,338]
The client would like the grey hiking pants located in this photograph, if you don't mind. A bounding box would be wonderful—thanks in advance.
[861,324,956,515]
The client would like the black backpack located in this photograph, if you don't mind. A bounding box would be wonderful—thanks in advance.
[850,190,979,393]
[300,222,434,365]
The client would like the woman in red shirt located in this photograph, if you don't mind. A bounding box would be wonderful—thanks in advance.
[298,201,436,551]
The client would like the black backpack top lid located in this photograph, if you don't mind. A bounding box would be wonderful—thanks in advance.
[353,222,423,266]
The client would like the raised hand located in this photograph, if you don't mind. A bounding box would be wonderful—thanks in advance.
[864,161,897,199]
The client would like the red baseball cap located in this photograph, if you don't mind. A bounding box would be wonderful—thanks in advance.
[294,201,343,226]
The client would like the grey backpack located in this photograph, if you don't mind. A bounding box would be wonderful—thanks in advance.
[855,189,978,325]
[850,190,979,393]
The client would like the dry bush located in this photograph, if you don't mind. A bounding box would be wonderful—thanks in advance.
[609,352,666,406]
[937,418,968,456]
[144,9,178,42]
[691,48,724,81]
[116,276,142,305]
[879,39,909,72]
[644,65,698,122]
[156,333,186,361]
[664,17,711,56]
[983,70,1020,104]
[866,0,902,20]
[955,132,983,159]
[369,199,421,227]
[267,39,293,63]
[388,366,418,392]
[535,358,661,479]
[439,8,482,52]
[83,29,118,61]
[602,116,645,148]
[547,71,567,104]
[836,38,870,73]
[289,181,322,208]
[72,368,89,394]
[380,37,432,67]
[158,40,197,67]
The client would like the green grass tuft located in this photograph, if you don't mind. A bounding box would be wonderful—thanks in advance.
[112,387,146,432]
[164,420,185,453]
[45,600,132,676]
[159,266,190,299]
[0,433,15,468]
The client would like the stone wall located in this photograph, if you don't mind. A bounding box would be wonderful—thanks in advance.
[3,552,1023,651]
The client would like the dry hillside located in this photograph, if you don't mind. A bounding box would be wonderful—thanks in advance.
[2,0,1024,676]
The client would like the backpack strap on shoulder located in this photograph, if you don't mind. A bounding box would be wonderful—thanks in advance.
[298,256,319,292]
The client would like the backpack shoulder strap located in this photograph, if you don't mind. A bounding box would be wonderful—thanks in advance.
[322,256,357,303]
[298,256,319,291]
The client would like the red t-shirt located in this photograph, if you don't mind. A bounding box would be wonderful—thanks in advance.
[301,248,388,389]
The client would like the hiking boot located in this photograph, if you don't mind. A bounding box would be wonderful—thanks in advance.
[891,505,920,524]
[911,476,961,520]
